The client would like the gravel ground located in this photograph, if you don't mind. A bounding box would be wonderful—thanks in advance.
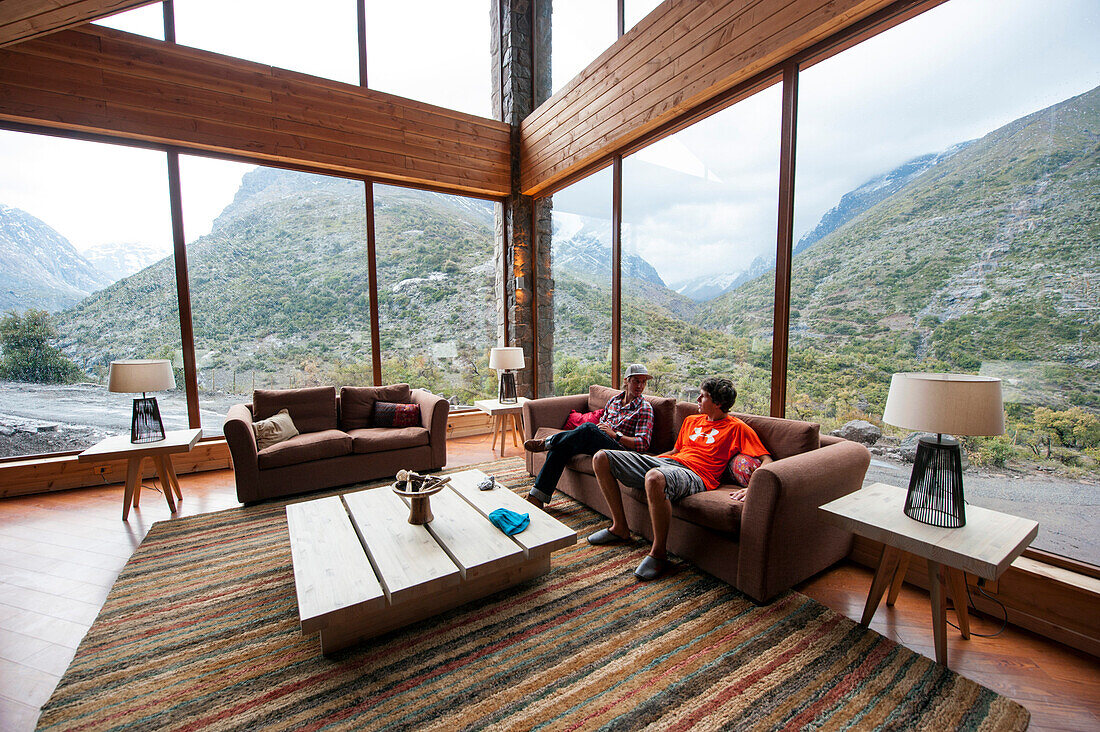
[2,380,1096,565]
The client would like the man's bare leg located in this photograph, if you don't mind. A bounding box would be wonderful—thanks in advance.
[643,469,671,560]
[592,450,630,540]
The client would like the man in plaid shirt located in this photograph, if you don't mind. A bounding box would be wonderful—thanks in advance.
[524,364,655,508]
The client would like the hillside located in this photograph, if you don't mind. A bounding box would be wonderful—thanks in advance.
[698,84,1100,412]
[0,204,110,312]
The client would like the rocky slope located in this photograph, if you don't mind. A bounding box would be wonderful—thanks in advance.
[0,204,111,312]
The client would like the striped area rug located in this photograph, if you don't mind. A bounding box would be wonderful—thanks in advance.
[38,458,1029,731]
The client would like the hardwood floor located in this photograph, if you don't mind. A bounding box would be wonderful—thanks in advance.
[1,433,1097,731]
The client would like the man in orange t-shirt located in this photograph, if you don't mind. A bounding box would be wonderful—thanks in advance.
[587,377,773,581]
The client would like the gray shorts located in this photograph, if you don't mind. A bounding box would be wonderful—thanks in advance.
[602,450,706,503]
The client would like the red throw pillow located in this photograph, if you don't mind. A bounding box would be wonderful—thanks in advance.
[372,401,421,428]
[728,453,762,487]
[563,408,603,429]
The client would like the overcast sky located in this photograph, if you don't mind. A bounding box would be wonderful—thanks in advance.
[0,0,1096,288]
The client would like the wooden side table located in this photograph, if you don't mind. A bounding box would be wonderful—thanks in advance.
[78,428,203,521]
[819,482,1037,666]
[473,398,529,457]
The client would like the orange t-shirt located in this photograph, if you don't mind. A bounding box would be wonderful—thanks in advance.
[663,413,770,490]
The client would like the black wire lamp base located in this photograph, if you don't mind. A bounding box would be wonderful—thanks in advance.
[904,435,965,527]
[498,371,517,404]
[131,395,167,443]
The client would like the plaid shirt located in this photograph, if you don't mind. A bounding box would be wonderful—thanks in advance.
[600,392,654,451]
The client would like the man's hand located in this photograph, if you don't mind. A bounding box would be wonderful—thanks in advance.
[598,423,617,438]
[731,487,748,501]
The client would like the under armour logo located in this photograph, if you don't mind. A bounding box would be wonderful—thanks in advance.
[689,427,719,444]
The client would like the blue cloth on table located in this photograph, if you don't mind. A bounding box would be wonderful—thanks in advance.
[489,508,529,535]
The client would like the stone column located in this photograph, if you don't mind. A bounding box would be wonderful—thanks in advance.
[492,0,553,399]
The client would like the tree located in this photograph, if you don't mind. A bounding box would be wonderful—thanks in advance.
[0,310,82,383]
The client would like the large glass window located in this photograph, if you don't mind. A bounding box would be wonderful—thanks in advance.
[550,0,617,95]
[374,184,496,405]
[92,2,166,40]
[623,0,663,33]
[621,86,782,412]
[366,1,492,118]
[173,0,360,85]
[0,132,180,457]
[180,159,372,434]
[549,166,615,394]
[792,0,1100,564]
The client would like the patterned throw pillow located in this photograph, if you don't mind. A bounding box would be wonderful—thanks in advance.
[563,409,604,429]
[728,453,762,487]
[372,401,421,428]
[252,408,299,451]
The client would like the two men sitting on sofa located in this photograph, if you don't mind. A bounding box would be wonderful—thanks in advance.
[588,376,773,581]
[523,363,656,509]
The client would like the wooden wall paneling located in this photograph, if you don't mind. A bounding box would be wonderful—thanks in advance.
[0,0,155,48]
[850,536,1100,659]
[520,0,899,195]
[0,26,511,198]
[0,441,231,498]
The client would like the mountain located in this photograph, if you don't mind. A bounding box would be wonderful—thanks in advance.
[0,204,111,313]
[56,170,501,395]
[81,240,171,284]
[793,141,973,256]
[671,255,774,302]
[551,213,665,288]
[699,85,1100,387]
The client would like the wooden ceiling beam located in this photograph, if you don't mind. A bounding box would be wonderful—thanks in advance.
[519,0,913,197]
[0,25,511,198]
[0,0,158,48]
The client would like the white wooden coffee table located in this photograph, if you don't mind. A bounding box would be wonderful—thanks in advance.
[285,468,576,654]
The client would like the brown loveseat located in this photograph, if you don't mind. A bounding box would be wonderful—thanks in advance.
[523,385,870,602]
[224,384,448,503]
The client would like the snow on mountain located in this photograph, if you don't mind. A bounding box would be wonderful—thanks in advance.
[551,212,665,288]
[81,240,171,284]
[0,204,111,313]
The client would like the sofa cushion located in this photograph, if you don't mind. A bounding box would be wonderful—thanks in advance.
[256,429,352,470]
[340,384,412,430]
[618,480,743,538]
[726,453,763,487]
[587,385,676,454]
[373,401,421,428]
[563,408,603,429]
[346,427,430,454]
[252,408,299,451]
[734,413,820,460]
[253,387,337,434]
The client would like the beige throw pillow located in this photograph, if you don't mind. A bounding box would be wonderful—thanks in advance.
[253,408,299,451]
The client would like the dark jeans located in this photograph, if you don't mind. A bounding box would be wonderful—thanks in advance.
[530,421,621,503]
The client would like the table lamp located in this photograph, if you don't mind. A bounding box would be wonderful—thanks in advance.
[109,359,176,443]
[488,347,524,404]
[882,373,1003,528]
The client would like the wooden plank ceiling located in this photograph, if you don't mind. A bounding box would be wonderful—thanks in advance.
[0,0,156,48]
[0,25,511,198]
[520,0,901,197]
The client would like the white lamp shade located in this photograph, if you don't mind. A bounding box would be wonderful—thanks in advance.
[108,359,176,393]
[488,347,525,371]
[883,372,1004,436]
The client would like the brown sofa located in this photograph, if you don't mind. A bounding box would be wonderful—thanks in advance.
[522,385,870,602]
[224,384,448,503]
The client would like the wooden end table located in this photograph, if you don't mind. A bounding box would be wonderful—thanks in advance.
[78,428,202,521]
[474,397,529,457]
[819,482,1037,667]
[285,468,577,654]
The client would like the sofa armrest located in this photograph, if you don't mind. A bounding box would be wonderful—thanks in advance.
[737,439,870,602]
[224,403,261,503]
[411,388,449,469]
[521,393,589,440]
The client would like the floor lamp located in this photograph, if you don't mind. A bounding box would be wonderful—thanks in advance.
[109,359,176,443]
[489,347,524,404]
[882,373,1004,528]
